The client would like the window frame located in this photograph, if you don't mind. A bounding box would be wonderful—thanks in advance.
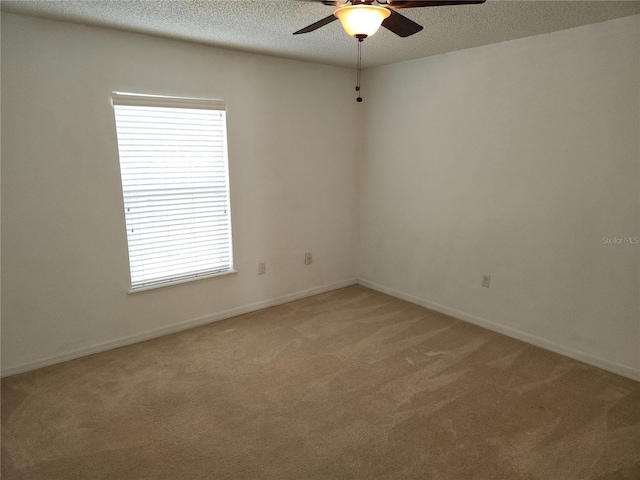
[112,92,236,293]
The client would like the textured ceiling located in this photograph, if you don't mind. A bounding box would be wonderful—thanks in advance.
[2,0,639,68]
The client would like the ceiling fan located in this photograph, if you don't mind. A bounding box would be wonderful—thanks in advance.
[295,0,487,102]
[294,0,487,39]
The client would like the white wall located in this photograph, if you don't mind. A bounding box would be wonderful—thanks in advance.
[3,13,639,380]
[1,14,359,374]
[358,15,640,379]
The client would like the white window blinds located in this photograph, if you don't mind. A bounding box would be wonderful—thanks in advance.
[112,92,234,291]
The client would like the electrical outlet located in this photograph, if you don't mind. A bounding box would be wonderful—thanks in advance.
[258,262,266,275]
[305,252,312,265]
[481,274,491,288]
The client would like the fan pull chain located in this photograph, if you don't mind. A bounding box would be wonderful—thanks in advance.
[356,37,363,102]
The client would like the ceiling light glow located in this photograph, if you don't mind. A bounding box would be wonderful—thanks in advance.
[333,5,391,39]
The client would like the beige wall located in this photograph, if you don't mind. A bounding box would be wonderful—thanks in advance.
[358,15,640,379]
[1,14,359,374]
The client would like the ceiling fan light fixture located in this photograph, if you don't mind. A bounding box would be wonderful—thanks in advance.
[333,5,391,38]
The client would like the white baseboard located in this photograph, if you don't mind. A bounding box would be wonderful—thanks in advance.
[1,278,357,378]
[357,278,640,382]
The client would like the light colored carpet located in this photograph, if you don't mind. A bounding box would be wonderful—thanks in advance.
[2,285,639,479]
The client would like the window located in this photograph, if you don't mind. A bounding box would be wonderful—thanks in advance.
[112,92,234,292]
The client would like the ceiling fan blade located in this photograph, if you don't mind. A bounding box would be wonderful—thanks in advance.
[387,0,486,8]
[293,15,339,35]
[381,9,423,37]
[321,0,343,5]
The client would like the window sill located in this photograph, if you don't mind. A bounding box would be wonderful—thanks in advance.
[127,270,238,295]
